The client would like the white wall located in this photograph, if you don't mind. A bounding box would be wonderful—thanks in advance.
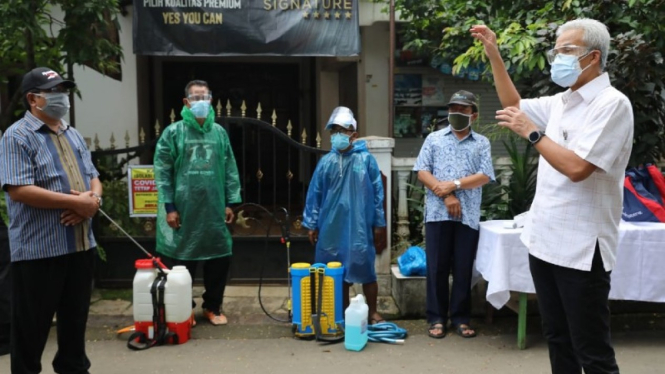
[359,0,390,26]
[360,23,390,138]
[317,68,340,149]
[72,9,138,150]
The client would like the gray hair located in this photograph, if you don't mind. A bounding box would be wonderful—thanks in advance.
[557,18,610,70]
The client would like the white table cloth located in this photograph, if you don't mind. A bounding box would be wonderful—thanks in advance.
[475,220,665,309]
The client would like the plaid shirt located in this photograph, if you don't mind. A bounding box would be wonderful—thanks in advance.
[0,111,99,262]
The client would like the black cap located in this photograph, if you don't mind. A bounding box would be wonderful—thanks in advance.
[448,90,478,112]
[21,67,76,94]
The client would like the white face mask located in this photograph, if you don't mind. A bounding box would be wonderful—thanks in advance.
[550,52,592,88]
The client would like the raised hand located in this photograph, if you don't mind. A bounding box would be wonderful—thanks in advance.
[495,106,539,139]
[470,25,500,58]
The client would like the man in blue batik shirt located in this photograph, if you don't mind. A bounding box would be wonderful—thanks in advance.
[413,90,495,339]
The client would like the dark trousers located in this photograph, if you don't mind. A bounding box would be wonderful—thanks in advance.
[425,221,479,326]
[0,224,10,356]
[169,255,232,314]
[530,246,619,374]
[11,250,94,374]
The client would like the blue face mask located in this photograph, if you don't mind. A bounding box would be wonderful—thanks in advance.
[550,53,591,88]
[189,100,211,118]
[331,133,351,151]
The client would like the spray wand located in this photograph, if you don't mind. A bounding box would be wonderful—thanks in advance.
[97,208,167,273]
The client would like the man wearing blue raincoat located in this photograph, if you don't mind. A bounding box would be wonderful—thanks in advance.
[303,107,387,324]
[154,80,241,326]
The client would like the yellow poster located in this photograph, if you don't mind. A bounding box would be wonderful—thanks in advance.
[128,166,158,217]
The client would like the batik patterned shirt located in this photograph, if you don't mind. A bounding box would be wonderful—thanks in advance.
[413,126,495,230]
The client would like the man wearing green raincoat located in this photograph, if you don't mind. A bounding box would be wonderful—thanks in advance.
[303,107,387,325]
[154,80,241,326]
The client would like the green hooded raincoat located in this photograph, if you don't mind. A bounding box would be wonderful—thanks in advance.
[154,106,241,260]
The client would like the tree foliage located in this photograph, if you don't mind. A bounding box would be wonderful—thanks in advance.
[393,0,665,166]
[0,0,123,130]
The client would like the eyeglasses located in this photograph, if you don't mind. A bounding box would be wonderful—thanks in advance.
[31,92,68,100]
[546,45,589,64]
[32,87,70,94]
[330,126,353,134]
[187,93,212,102]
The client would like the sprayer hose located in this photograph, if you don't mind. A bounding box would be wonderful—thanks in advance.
[367,322,408,344]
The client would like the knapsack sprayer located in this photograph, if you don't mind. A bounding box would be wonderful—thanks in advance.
[290,262,344,342]
[98,209,191,350]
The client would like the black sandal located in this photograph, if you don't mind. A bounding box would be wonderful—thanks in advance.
[454,324,477,338]
[428,323,446,339]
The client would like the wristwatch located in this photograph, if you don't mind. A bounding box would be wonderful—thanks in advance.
[453,179,462,190]
[528,130,546,145]
[92,192,103,207]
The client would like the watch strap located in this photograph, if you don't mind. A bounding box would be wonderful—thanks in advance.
[92,192,102,206]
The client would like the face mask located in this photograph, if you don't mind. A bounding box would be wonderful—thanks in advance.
[189,100,211,118]
[331,133,351,150]
[35,92,70,120]
[550,53,591,88]
[448,113,472,131]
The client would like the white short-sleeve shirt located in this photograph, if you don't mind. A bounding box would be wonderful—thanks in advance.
[520,73,634,271]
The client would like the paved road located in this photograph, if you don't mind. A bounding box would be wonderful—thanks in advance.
[1,319,663,374]
[3,285,665,373]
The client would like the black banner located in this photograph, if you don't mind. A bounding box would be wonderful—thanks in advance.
[133,0,360,56]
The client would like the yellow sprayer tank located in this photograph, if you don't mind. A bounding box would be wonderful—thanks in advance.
[290,262,344,338]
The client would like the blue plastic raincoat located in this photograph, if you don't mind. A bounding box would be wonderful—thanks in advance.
[302,140,386,284]
[154,106,241,260]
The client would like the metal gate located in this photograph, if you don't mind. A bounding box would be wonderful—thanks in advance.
[92,102,328,287]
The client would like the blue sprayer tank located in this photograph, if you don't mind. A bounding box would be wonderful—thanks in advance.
[344,294,368,351]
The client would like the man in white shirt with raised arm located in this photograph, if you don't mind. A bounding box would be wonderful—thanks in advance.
[472,19,633,374]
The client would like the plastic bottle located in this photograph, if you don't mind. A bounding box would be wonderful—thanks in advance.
[344,294,368,351]
[132,259,158,339]
[164,265,192,344]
